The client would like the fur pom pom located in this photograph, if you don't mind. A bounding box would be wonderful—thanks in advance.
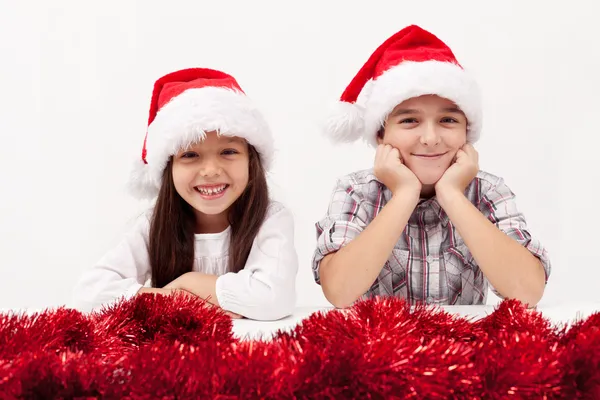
[126,158,159,200]
[321,101,365,144]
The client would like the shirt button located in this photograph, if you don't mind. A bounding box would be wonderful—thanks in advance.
[426,296,434,304]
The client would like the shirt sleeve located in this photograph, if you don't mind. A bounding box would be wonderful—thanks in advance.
[311,178,370,285]
[215,203,299,321]
[71,214,152,312]
[477,176,552,298]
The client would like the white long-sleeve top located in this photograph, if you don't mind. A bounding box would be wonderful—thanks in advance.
[71,200,299,321]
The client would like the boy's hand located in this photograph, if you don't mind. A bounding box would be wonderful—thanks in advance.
[374,144,421,197]
[435,144,479,197]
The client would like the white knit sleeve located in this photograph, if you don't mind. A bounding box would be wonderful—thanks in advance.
[71,213,152,313]
[215,202,299,321]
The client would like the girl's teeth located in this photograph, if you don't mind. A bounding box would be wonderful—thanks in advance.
[198,185,226,195]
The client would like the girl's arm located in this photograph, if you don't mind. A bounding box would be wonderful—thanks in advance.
[163,274,218,301]
[212,202,299,321]
[162,202,297,321]
[71,214,153,312]
[163,274,242,318]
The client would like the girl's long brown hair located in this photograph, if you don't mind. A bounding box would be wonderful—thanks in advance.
[149,145,269,288]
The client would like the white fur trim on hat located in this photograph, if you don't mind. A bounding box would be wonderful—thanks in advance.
[362,60,482,147]
[322,101,366,143]
[128,86,274,199]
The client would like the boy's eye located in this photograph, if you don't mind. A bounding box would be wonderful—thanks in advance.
[399,118,418,124]
[181,152,198,158]
[222,149,239,155]
[441,117,458,123]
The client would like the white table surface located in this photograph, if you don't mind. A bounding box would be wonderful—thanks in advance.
[2,302,599,342]
[232,302,600,341]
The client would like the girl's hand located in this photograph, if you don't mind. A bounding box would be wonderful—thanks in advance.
[224,311,243,319]
[137,287,175,296]
[138,286,242,318]
[163,277,185,290]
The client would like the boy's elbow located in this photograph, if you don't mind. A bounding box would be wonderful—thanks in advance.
[502,279,545,309]
[523,284,545,308]
[520,260,547,308]
[325,291,358,309]
[321,277,359,309]
[319,258,361,309]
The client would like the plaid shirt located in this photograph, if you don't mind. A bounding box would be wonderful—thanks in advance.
[312,169,551,305]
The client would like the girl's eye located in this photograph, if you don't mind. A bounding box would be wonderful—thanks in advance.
[441,117,458,123]
[399,118,418,124]
[181,152,198,158]
[222,149,239,155]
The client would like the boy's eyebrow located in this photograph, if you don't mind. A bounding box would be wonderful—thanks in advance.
[389,108,420,117]
[441,107,465,114]
[388,107,465,118]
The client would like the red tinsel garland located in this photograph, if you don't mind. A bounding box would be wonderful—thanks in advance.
[0,294,598,399]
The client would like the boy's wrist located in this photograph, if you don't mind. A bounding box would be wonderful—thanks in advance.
[390,187,421,208]
[435,185,465,209]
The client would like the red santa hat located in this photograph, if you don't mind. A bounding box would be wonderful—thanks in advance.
[128,68,274,199]
[323,25,482,146]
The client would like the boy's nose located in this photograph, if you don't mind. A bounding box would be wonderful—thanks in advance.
[420,125,441,146]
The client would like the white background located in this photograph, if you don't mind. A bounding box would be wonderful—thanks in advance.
[0,0,598,311]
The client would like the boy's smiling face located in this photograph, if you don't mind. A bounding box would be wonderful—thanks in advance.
[377,95,468,192]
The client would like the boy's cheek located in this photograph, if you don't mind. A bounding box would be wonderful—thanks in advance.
[382,136,409,153]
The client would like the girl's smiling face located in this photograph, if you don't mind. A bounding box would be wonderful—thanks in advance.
[172,131,250,231]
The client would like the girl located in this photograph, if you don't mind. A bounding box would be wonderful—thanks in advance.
[72,68,298,321]
[314,25,551,309]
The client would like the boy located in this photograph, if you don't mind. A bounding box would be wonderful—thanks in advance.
[313,25,550,308]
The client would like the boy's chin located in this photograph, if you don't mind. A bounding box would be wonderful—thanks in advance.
[415,172,445,186]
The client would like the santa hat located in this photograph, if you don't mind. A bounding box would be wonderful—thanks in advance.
[324,25,482,146]
[128,68,274,199]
